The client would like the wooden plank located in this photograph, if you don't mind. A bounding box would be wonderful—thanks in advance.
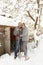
[4,27,11,54]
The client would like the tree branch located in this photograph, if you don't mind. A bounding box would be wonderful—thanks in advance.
[27,11,35,22]
[34,0,40,29]
[34,17,38,29]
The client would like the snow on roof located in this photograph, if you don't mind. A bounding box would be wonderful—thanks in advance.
[0,16,19,27]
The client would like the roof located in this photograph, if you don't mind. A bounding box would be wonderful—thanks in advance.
[0,16,19,27]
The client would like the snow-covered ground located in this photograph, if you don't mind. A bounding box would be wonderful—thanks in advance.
[0,34,43,65]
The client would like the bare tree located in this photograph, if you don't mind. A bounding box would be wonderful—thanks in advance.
[34,0,40,29]
[26,0,40,29]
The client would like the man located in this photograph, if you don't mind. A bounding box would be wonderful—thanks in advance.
[20,23,29,60]
[14,26,20,59]
[14,22,23,59]
[17,22,23,58]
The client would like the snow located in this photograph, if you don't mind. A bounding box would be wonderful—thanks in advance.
[0,0,43,27]
[0,0,38,24]
[0,16,20,26]
[0,34,43,65]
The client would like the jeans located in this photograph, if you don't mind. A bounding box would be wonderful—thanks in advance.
[23,41,27,56]
[15,39,19,58]
[19,39,22,52]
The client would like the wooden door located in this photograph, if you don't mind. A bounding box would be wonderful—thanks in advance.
[4,27,11,54]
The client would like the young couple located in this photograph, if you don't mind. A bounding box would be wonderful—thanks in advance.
[14,22,29,60]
